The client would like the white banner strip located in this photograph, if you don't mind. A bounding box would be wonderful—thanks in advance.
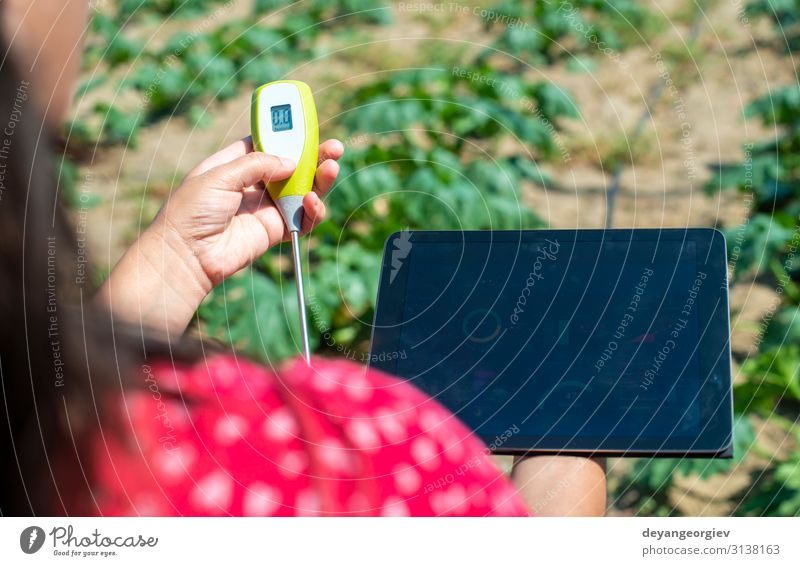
[1,517,798,565]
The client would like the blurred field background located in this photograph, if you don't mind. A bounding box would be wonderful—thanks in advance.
[59,0,800,516]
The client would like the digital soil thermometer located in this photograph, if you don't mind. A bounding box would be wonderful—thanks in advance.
[251,80,318,364]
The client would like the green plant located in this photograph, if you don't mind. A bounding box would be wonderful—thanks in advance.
[70,1,393,148]
[746,0,800,50]
[614,416,756,516]
[737,428,800,516]
[699,0,800,516]
[83,9,150,69]
[738,345,800,412]
[254,0,392,25]
[481,0,651,66]
[116,0,232,20]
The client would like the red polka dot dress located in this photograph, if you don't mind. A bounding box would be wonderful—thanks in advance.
[93,356,530,516]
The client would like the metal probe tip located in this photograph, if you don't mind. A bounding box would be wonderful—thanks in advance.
[290,230,311,365]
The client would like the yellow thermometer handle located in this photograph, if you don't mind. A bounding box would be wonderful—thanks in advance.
[251,80,319,230]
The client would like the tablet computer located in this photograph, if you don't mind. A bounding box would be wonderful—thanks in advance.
[368,229,733,458]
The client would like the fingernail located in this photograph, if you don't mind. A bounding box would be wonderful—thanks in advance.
[280,157,296,168]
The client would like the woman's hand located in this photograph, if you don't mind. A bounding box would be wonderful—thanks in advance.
[162,137,344,288]
[511,455,607,516]
[98,137,344,338]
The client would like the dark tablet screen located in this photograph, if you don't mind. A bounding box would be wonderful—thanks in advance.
[369,230,733,457]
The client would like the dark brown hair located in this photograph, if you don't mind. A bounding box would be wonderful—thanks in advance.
[0,39,148,516]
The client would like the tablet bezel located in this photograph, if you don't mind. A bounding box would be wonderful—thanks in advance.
[368,229,734,458]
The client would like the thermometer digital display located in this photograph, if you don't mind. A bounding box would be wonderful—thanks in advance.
[251,80,319,363]
[270,104,293,132]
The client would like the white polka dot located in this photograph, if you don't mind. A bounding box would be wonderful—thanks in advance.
[392,407,416,426]
[312,368,340,392]
[430,484,468,516]
[442,435,467,462]
[429,491,445,515]
[448,485,470,515]
[242,482,281,516]
[392,397,417,417]
[375,409,407,443]
[410,436,440,471]
[295,489,321,516]
[154,369,181,391]
[381,496,410,517]
[317,438,355,473]
[467,483,489,507]
[392,464,421,495]
[343,374,373,401]
[190,471,234,511]
[133,493,163,516]
[170,404,191,427]
[212,362,239,387]
[153,446,196,481]
[344,419,380,452]
[248,378,269,395]
[262,407,299,441]
[278,450,308,478]
[214,414,249,445]
[418,409,442,433]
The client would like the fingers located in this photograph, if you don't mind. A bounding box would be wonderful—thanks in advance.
[186,137,342,182]
[313,159,340,197]
[314,139,344,197]
[318,138,344,165]
[186,136,254,179]
[202,152,296,191]
[300,191,326,235]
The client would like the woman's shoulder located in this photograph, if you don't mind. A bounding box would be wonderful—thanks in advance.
[97,354,528,516]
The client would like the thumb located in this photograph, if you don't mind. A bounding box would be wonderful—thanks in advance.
[202,152,296,190]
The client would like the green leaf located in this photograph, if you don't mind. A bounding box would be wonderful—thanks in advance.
[531,82,581,120]
[737,342,800,415]
[94,103,143,146]
[623,415,754,505]
[198,269,299,361]
[725,214,795,277]
[763,309,800,356]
